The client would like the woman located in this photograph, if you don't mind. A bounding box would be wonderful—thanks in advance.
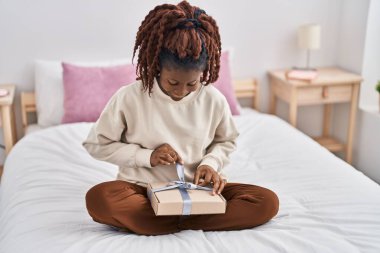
[84,1,279,236]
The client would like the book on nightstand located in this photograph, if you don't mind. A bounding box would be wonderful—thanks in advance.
[285,69,318,81]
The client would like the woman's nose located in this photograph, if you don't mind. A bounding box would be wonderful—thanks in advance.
[174,86,188,95]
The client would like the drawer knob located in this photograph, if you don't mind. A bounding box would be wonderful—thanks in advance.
[322,87,328,98]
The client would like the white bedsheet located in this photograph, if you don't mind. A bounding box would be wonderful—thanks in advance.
[1,108,379,253]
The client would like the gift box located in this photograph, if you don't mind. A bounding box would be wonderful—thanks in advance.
[146,163,226,216]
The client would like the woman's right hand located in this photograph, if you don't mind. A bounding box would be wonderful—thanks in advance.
[150,143,184,167]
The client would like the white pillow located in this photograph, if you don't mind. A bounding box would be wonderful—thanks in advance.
[34,59,132,127]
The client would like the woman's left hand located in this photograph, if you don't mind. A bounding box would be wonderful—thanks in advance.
[193,165,226,195]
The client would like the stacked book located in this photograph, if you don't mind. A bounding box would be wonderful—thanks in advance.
[285,69,318,81]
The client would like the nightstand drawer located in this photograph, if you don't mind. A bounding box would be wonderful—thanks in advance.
[297,84,352,105]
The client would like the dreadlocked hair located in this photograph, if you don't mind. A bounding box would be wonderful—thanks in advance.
[132,0,222,95]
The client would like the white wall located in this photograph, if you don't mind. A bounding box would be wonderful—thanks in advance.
[0,0,344,163]
[332,0,370,151]
[334,0,380,184]
[354,110,380,183]
[351,0,380,183]
[360,0,380,110]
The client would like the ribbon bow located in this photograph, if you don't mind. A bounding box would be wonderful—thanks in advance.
[150,163,212,215]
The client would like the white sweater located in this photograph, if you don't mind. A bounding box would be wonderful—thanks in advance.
[83,78,239,187]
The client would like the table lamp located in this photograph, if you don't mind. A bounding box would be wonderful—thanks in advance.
[297,24,321,70]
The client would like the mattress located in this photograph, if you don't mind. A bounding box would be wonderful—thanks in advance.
[24,123,45,135]
[1,108,379,253]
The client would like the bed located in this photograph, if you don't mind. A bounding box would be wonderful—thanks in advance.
[1,78,380,253]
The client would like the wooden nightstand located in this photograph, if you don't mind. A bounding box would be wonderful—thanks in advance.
[0,84,17,155]
[268,67,362,164]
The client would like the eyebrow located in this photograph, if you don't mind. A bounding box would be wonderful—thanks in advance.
[169,79,197,84]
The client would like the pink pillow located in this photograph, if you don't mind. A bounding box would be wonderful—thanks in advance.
[61,62,136,123]
[212,51,240,115]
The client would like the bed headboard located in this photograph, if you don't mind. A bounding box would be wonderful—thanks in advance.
[20,79,259,132]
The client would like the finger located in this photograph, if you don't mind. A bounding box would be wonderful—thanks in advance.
[157,154,169,164]
[158,157,171,165]
[158,157,170,165]
[168,151,176,160]
[175,151,184,165]
[212,174,220,195]
[172,154,182,165]
[198,171,207,186]
[160,154,174,164]
[202,172,213,186]
[193,169,201,185]
[167,147,183,165]
[217,179,226,194]
[165,153,175,164]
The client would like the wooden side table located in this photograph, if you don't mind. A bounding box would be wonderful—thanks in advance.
[0,84,17,155]
[268,67,362,164]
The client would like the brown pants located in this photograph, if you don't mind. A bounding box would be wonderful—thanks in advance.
[85,180,279,236]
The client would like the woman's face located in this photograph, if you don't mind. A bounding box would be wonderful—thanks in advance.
[158,67,203,101]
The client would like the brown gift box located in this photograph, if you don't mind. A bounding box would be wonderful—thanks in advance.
[147,181,227,216]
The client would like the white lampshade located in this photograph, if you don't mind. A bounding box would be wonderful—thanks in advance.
[298,24,321,50]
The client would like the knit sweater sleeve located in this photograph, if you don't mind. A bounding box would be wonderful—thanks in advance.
[82,90,154,169]
[198,98,240,176]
